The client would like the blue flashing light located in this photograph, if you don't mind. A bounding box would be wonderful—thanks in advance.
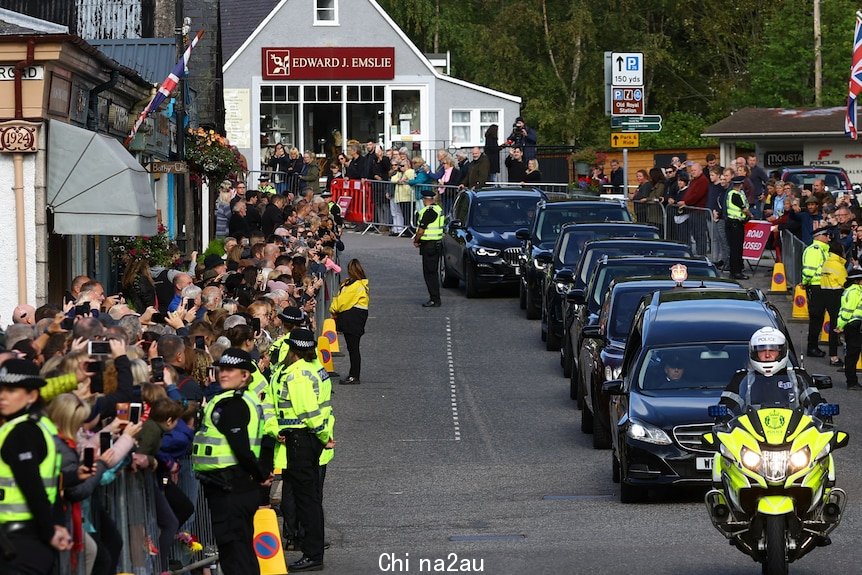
[708,404,729,418]
[817,403,840,417]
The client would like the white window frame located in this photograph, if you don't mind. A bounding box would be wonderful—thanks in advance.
[314,0,338,26]
[449,108,503,147]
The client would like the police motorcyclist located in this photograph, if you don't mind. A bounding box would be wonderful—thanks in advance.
[720,327,824,416]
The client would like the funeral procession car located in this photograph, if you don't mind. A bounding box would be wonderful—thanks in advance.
[602,287,821,503]
[516,200,633,320]
[578,275,748,450]
[440,187,546,297]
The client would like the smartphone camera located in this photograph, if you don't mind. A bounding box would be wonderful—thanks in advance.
[88,340,111,356]
[195,335,206,350]
[129,402,142,424]
[207,365,220,383]
[82,447,95,469]
[100,431,112,452]
[151,356,165,383]
[251,317,261,334]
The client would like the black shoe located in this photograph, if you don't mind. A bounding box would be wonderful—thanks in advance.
[807,348,826,358]
[289,557,324,572]
[339,376,360,385]
[816,535,832,547]
[422,300,441,307]
[730,273,750,280]
[830,358,845,367]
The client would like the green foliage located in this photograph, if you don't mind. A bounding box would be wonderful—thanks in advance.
[378,0,857,149]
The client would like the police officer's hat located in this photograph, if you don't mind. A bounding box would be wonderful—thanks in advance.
[213,348,255,372]
[258,173,271,182]
[420,189,436,198]
[730,175,745,185]
[845,268,862,287]
[287,328,317,350]
[0,359,45,391]
[278,306,305,325]
[813,226,833,239]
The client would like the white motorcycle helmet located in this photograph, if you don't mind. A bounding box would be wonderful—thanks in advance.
[749,326,789,376]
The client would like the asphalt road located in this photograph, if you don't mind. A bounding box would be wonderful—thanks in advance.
[312,231,862,575]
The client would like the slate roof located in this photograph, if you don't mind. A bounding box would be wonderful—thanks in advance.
[87,38,176,84]
[702,107,846,138]
[219,0,280,63]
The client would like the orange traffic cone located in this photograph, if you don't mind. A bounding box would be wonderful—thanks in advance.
[317,336,334,373]
[790,285,808,322]
[253,507,288,574]
[768,262,788,294]
[322,317,341,354]
[820,311,831,343]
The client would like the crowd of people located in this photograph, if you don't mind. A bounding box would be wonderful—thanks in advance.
[0,182,370,573]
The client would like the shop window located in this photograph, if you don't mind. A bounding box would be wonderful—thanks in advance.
[315,0,338,26]
[449,109,502,146]
[274,85,287,102]
[392,90,421,136]
[261,85,273,102]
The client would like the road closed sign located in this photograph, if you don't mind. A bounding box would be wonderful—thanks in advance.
[742,220,772,261]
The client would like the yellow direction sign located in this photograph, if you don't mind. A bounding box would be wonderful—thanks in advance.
[610,133,639,148]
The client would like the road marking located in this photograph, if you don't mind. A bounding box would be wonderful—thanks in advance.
[446,317,460,441]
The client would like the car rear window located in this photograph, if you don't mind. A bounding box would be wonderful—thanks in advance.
[590,262,717,310]
[557,229,660,266]
[784,172,848,192]
[535,206,632,242]
[580,244,692,285]
[637,343,749,391]
[471,198,536,230]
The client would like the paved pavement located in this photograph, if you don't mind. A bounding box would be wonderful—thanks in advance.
[312,233,862,574]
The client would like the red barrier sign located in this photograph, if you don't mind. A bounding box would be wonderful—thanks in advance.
[742,220,772,261]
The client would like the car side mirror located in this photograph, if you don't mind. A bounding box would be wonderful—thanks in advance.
[536,253,553,265]
[515,228,530,241]
[566,289,585,305]
[554,268,574,283]
[812,374,832,390]
[582,325,601,339]
[449,219,463,229]
[602,379,624,395]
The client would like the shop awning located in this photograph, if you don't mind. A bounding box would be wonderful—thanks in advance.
[47,120,157,236]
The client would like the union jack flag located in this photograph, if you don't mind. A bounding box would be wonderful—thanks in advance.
[124,30,204,147]
[845,12,862,139]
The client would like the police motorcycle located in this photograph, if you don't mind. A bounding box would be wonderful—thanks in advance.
[701,331,848,575]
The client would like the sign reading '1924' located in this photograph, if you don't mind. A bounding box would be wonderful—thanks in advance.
[262,47,395,80]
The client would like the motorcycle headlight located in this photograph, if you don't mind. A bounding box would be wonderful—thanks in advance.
[604,365,622,380]
[474,246,500,257]
[760,450,790,482]
[789,447,810,471]
[627,420,672,445]
[532,259,546,270]
[740,447,762,471]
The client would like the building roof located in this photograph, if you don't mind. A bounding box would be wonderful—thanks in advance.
[702,107,846,139]
[88,38,176,84]
[0,6,67,34]
[220,0,279,65]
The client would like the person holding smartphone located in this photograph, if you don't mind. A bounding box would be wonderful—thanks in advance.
[193,349,270,575]
[0,360,73,574]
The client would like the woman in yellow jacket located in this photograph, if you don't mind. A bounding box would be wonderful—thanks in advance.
[820,242,848,367]
[330,259,370,384]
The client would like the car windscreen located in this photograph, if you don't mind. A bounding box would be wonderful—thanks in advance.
[557,230,660,266]
[590,263,717,310]
[637,343,749,391]
[536,206,632,243]
[784,173,848,192]
[608,290,653,340]
[580,244,692,285]
[471,198,536,230]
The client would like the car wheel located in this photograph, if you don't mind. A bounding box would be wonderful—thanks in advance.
[465,262,479,298]
[525,284,540,319]
[440,256,458,288]
[546,323,561,352]
[611,452,620,484]
[562,341,572,377]
[591,399,612,450]
[580,397,593,433]
[619,449,646,504]
[519,279,527,309]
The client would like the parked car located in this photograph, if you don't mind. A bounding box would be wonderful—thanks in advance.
[517,200,633,320]
[440,187,545,297]
[780,166,852,193]
[579,276,748,450]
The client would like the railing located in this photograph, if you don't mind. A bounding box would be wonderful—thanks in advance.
[781,229,806,287]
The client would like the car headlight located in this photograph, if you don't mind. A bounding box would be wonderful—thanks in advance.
[604,366,622,380]
[740,447,762,471]
[532,259,546,270]
[627,420,672,445]
[789,447,810,471]
[473,246,500,257]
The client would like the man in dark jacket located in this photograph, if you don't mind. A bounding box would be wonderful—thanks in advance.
[504,147,527,182]
[229,200,252,241]
[262,195,287,237]
[463,147,490,189]
[244,191,263,232]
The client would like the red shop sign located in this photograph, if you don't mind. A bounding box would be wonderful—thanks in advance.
[742,220,773,261]
[262,47,395,80]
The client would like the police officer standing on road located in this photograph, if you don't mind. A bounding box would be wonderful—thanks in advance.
[272,329,333,572]
[0,359,72,574]
[414,188,444,307]
[725,175,751,280]
[193,349,270,575]
[834,269,862,389]
[802,227,833,357]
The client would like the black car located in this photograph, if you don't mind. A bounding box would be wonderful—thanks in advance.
[440,187,545,297]
[604,288,798,503]
[540,224,660,353]
[567,255,716,404]
[579,276,749,450]
[516,200,633,319]
[559,238,689,377]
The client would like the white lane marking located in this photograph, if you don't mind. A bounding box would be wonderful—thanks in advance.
[446,316,460,441]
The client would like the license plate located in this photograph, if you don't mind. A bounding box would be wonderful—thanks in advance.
[696,457,713,471]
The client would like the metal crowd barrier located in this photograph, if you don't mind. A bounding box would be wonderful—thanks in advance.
[672,205,713,257]
[167,457,220,574]
[780,229,806,287]
[246,170,304,197]
[494,181,571,198]
[98,469,162,575]
[628,199,667,236]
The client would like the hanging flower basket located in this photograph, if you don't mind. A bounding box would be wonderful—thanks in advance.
[185,128,244,183]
